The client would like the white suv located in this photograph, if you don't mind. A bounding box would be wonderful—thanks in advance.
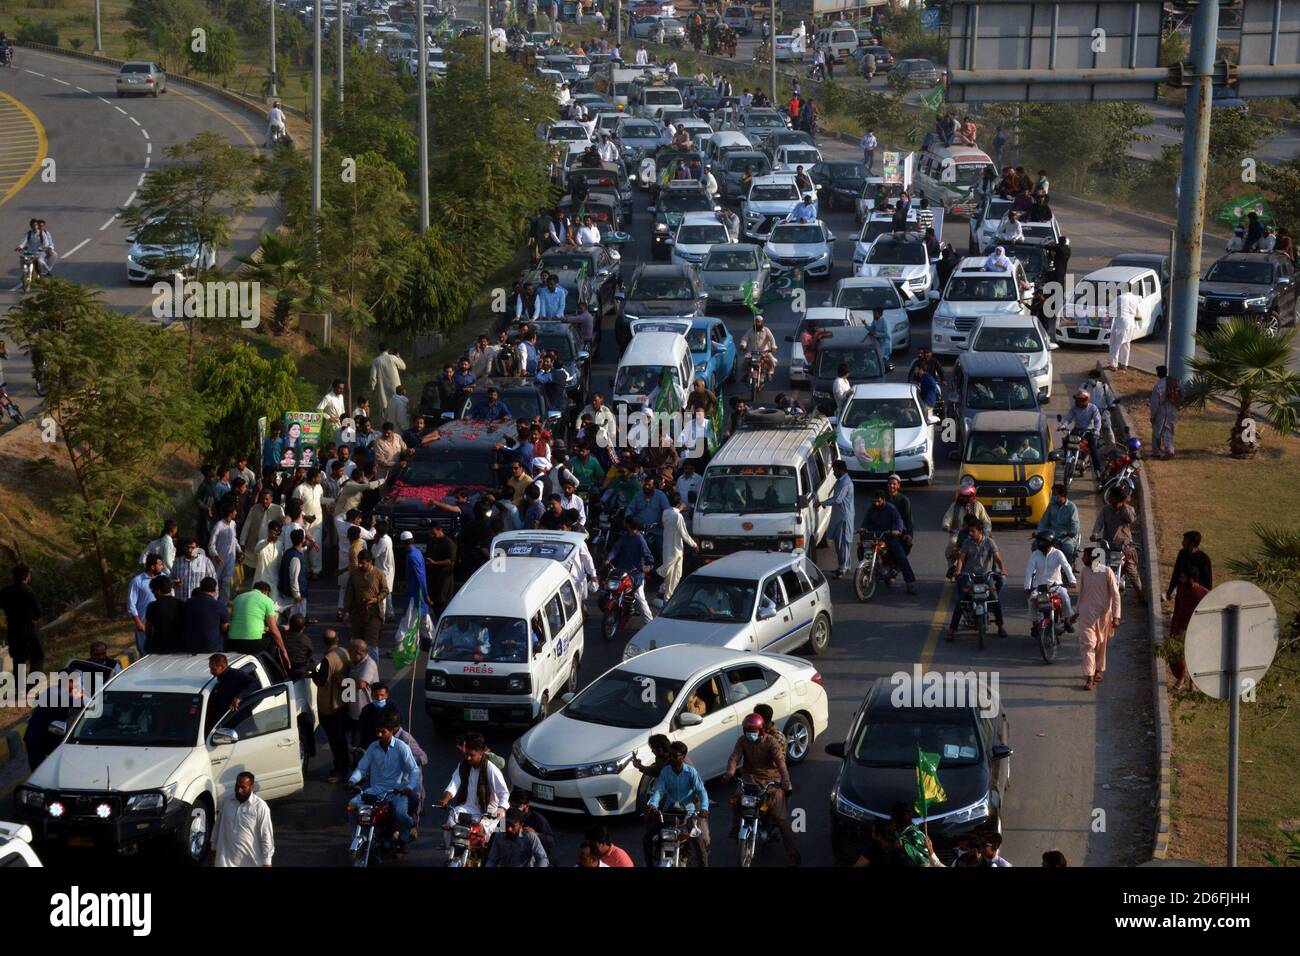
[968,314,1057,400]
[931,256,1032,356]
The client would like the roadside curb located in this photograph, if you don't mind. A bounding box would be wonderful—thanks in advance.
[1101,368,1173,862]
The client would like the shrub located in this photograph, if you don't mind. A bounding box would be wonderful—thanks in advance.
[16,20,60,45]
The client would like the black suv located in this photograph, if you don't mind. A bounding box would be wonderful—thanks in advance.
[809,330,887,415]
[1198,252,1298,333]
[650,179,716,260]
[615,263,707,348]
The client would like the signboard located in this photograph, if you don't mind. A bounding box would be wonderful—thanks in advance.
[1238,0,1300,98]
[1184,580,1278,701]
[851,419,895,473]
[946,1,1165,103]
[1213,192,1274,225]
[281,411,324,469]
[882,150,902,185]
[921,7,943,31]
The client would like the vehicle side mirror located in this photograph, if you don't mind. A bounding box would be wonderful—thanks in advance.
[991,744,1013,760]
[927,289,941,301]
[578,350,591,361]
[678,711,704,727]
[1047,450,1061,462]
[1048,341,1059,351]
[210,728,239,746]
[928,414,941,426]
[1280,276,1291,285]
[757,601,777,620]
[125,232,137,244]
[547,409,563,421]
[824,741,846,758]
[48,720,68,738]
[1038,394,1049,405]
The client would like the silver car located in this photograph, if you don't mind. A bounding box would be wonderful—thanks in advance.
[116,61,166,98]
[126,217,216,284]
[698,243,770,305]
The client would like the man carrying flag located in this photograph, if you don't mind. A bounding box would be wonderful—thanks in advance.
[649,367,686,416]
[396,532,436,662]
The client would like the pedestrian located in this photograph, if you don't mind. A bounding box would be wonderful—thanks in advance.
[316,379,347,425]
[980,831,1012,867]
[368,344,406,422]
[290,468,326,574]
[279,527,309,618]
[205,653,257,733]
[227,582,289,666]
[657,491,698,604]
[820,460,855,578]
[991,127,1006,170]
[346,638,378,747]
[585,824,634,867]
[140,519,179,577]
[371,519,395,620]
[23,676,83,771]
[1108,287,1138,370]
[193,464,223,549]
[143,575,185,654]
[280,612,314,679]
[0,564,43,675]
[173,537,216,602]
[1167,566,1209,693]
[127,554,163,656]
[388,385,411,434]
[208,499,241,603]
[250,521,285,609]
[342,550,388,649]
[241,490,282,577]
[213,772,275,867]
[1149,365,1181,459]
[317,629,352,782]
[183,576,230,654]
[425,525,458,616]
[1074,546,1122,691]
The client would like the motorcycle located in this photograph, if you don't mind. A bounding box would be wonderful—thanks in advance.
[600,568,639,640]
[268,125,293,147]
[1101,450,1140,501]
[651,805,701,867]
[0,44,13,68]
[735,779,780,868]
[0,384,23,426]
[957,572,1001,650]
[18,252,42,293]
[1095,537,1130,593]
[1029,582,1066,663]
[443,809,488,868]
[854,530,898,602]
[347,788,401,867]
[745,348,773,403]
[1055,419,1092,493]
[588,501,620,567]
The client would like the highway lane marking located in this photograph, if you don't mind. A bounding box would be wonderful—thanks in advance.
[96,96,110,104]
[165,85,255,148]
[140,128,149,140]
[125,190,137,206]
[138,173,146,186]
[51,77,70,86]
[145,142,152,154]
[99,216,117,231]
[75,86,90,94]
[115,105,127,115]
[63,238,90,258]
[919,580,953,670]
[0,91,48,209]
[129,116,141,127]
[22,70,44,78]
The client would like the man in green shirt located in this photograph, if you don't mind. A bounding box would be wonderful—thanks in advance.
[227,581,289,668]
[570,443,606,494]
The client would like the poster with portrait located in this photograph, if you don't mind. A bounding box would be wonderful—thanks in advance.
[850,419,895,474]
[882,151,902,185]
[281,411,324,469]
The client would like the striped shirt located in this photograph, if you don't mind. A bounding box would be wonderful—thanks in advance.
[173,552,217,601]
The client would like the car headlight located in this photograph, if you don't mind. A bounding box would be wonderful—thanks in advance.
[779,539,794,551]
[1026,475,1044,493]
[575,753,633,778]
[699,538,714,550]
[427,671,447,689]
[126,782,176,812]
[16,787,44,809]
[745,210,760,222]
[909,276,928,288]
[943,795,991,824]
[934,315,956,329]
[961,474,976,485]
[1245,296,1269,309]
[655,223,669,234]
[1197,295,1207,306]
[623,642,645,660]
[833,790,873,822]
[507,674,531,693]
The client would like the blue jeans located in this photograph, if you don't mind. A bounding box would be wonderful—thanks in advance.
[349,790,414,844]
[951,572,1005,629]
[135,629,147,656]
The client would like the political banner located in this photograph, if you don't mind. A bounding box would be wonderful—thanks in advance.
[850,419,895,474]
[1213,193,1273,225]
[882,151,902,185]
[281,411,324,469]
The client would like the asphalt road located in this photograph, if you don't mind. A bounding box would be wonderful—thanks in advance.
[267,130,1161,869]
[0,49,276,415]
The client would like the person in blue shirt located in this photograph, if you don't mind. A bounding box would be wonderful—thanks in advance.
[453,359,476,395]
[625,476,670,559]
[644,741,710,866]
[790,194,818,222]
[261,421,285,474]
[604,514,655,623]
[869,307,891,351]
[347,711,422,854]
[911,363,941,417]
[1059,389,1104,482]
[537,275,567,319]
[469,387,512,420]
[862,487,917,592]
[399,531,433,634]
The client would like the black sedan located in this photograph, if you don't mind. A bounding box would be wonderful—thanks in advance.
[826,677,1012,865]
[812,160,869,212]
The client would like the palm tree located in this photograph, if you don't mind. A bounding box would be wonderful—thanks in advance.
[239,231,322,334]
[1184,318,1300,458]
[1226,524,1300,642]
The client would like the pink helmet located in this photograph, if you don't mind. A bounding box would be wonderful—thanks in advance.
[742,713,765,734]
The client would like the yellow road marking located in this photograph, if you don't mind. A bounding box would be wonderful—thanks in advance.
[0,90,47,207]
[919,580,953,669]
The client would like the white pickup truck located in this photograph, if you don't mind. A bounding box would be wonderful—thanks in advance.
[14,653,317,865]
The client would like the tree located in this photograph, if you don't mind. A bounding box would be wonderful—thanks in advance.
[1259,158,1300,230]
[239,230,324,334]
[0,281,210,616]
[1226,524,1300,642]
[1014,102,1153,190]
[189,23,238,81]
[323,49,419,186]
[125,0,206,72]
[373,228,474,338]
[194,342,311,464]
[1183,318,1300,457]
[853,90,913,148]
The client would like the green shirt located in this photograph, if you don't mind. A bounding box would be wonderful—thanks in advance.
[570,455,606,492]
[228,590,277,642]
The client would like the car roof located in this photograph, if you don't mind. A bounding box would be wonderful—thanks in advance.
[710,413,832,464]
[704,243,756,256]
[451,557,572,613]
[838,275,896,288]
[105,652,260,694]
[849,382,918,401]
[1217,252,1279,263]
[491,529,588,550]
[688,550,806,579]
[803,306,854,322]
[955,255,1015,275]
[1079,265,1156,282]
[751,173,799,186]
[615,644,793,680]
[412,419,508,452]
[974,314,1041,329]
[679,211,727,227]
[863,676,989,717]
[957,351,1034,375]
[634,262,693,277]
[621,330,690,363]
[969,410,1046,430]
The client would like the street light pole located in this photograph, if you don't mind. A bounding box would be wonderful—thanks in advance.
[268,0,277,99]
[311,0,322,250]
[485,0,492,82]
[769,0,776,105]
[616,0,622,46]
[337,0,345,104]
[93,0,102,55]
[417,0,430,233]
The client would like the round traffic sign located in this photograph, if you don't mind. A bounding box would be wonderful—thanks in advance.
[1183,581,1278,700]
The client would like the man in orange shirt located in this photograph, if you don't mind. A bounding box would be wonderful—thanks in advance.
[585,825,635,867]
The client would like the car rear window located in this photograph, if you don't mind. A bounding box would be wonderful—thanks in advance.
[121,63,153,73]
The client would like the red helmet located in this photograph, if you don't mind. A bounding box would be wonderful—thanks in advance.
[958,482,977,499]
[742,713,765,734]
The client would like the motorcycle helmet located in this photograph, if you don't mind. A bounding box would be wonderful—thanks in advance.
[957,480,977,499]
[742,713,765,733]
[1125,437,1142,454]
[1034,531,1056,546]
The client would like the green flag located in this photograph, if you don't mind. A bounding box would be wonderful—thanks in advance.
[507,6,519,26]
[915,744,947,817]
[653,367,681,414]
[742,279,763,316]
[393,592,424,669]
[577,198,587,220]
[659,159,679,188]
[920,84,945,112]
[708,386,725,453]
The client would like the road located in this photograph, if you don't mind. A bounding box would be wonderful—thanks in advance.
[0,49,276,416]
[263,130,1158,869]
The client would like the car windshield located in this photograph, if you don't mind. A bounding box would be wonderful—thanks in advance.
[944,275,1016,301]
[955,163,991,187]
[825,162,864,180]
[685,327,709,352]
[864,218,916,241]
[662,576,757,622]
[495,539,576,561]
[750,184,799,202]
[816,347,881,380]
[540,253,593,272]
[621,122,658,137]
[68,691,201,748]
[1070,280,1125,310]
[704,249,756,271]
[1022,223,1057,242]
[983,199,1013,222]
[660,191,714,213]
[678,224,728,244]
[836,284,902,310]
[1011,247,1047,279]
[771,225,824,244]
[852,716,982,769]
[630,275,694,298]
[432,616,531,663]
[726,155,770,173]
[783,148,820,164]
[136,221,196,246]
[399,454,497,488]
[563,669,686,729]
[867,241,927,265]
[1206,260,1273,284]
[121,63,153,74]
[538,332,576,360]
[965,430,1045,463]
[698,465,798,514]
[615,364,676,395]
[549,126,587,141]
[973,326,1043,353]
[645,90,682,105]
[746,113,784,127]
[842,397,921,429]
[963,376,1036,411]
[797,316,849,338]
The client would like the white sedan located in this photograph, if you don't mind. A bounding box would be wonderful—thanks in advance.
[835,382,938,484]
[764,219,835,279]
[507,645,830,816]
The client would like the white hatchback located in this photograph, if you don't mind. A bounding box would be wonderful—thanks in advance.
[829,277,911,355]
[507,645,830,815]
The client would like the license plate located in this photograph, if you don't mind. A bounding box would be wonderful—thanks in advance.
[66,835,95,847]
[464,708,489,722]
[991,499,1013,512]
[532,783,555,802]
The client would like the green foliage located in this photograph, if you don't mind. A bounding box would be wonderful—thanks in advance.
[1160,28,1188,67]
[0,281,210,615]
[322,49,418,187]
[374,228,475,337]
[68,37,83,51]
[817,80,851,119]
[126,0,206,71]
[1011,102,1152,190]
[194,342,305,464]
[189,23,238,79]
[854,89,912,145]
[15,19,59,45]
[1265,828,1300,866]
[239,229,324,334]
[1225,525,1300,642]
[1260,158,1300,230]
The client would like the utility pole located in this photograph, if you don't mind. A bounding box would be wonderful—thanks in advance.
[268,0,277,99]
[93,0,102,55]
[312,0,322,250]
[485,0,492,82]
[769,0,777,105]
[417,0,430,233]
[616,0,622,46]
[1169,0,1220,383]
[337,0,345,104]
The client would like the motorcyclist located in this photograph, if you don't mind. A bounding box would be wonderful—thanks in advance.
[603,513,655,623]
[644,740,710,866]
[1058,388,1104,483]
[347,711,421,856]
[1036,483,1081,563]
[1024,531,1076,629]
[722,713,800,866]
[625,476,669,558]
[15,218,54,277]
[0,33,13,65]
[948,520,1008,640]
[942,481,991,575]
[1090,485,1143,597]
[1081,371,1119,444]
[861,487,917,594]
[907,346,947,387]
[437,731,511,854]
[739,314,777,383]
[265,100,287,147]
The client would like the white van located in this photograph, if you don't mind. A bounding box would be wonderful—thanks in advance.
[612,329,693,409]
[1056,266,1164,348]
[425,557,584,728]
[631,83,684,120]
[692,409,839,561]
[816,25,860,62]
[914,143,996,219]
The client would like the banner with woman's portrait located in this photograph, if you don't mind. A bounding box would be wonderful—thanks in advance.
[281,411,324,469]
